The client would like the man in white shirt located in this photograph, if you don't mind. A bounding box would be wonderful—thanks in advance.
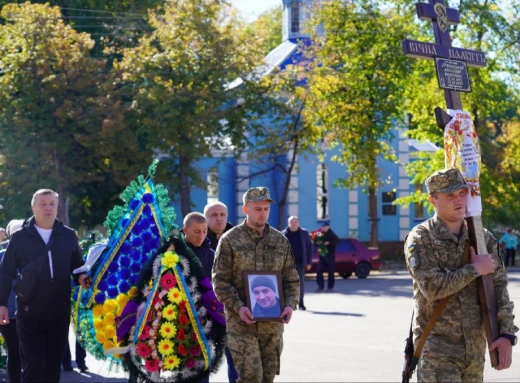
[0,189,90,382]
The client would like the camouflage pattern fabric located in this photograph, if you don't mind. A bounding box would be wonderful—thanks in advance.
[227,332,283,383]
[425,168,468,194]
[418,350,484,383]
[212,221,299,381]
[242,187,275,204]
[405,216,518,381]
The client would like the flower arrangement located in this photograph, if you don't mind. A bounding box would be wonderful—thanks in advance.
[73,162,176,365]
[0,334,6,369]
[131,250,211,375]
[310,229,328,257]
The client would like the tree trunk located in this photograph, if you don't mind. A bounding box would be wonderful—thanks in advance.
[368,186,378,247]
[277,100,305,230]
[53,149,69,225]
[179,155,192,217]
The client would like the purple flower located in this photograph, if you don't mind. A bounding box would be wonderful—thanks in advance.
[95,292,106,305]
[141,232,152,242]
[142,193,154,204]
[107,274,119,287]
[143,205,151,217]
[119,256,131,268]
[107,287,119,298]
[130,263,141,273]
[119,268,131,280]
[130,250,141,262]
[98,280,108,291]
[108,262,118,273]
[120,243,131,255]
[129,199,139,210]
[119,281,131,293]
[131,237,143,248]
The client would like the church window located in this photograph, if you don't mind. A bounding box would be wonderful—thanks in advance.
[316,163,329,220]
[382,191,397,216]
[291,0,299,33]
[207,167,219,205]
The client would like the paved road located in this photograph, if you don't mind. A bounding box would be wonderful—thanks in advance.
[2,270,520,382]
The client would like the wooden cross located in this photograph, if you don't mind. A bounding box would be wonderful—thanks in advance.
[401,0,500,368]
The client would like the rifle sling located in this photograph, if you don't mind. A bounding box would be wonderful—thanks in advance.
[413,242,471,360]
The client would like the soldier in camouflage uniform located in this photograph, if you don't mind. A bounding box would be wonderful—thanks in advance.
[405,168,518,382]
[212,186,300,383]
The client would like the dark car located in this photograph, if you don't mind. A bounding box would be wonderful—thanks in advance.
[308,238,381,279]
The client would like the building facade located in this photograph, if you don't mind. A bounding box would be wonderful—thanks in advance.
[169,0,437,241]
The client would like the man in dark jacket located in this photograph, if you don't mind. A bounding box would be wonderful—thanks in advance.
[316,221,340,292]
[282,216,312,310]
[205,201,234,251]
[0,189,90,383]
[183,212,214,278]
[203,202,239,383]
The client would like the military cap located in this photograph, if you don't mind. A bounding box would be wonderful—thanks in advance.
[243,187,274,205]
[251,276,277,293]
[425,168,468,194]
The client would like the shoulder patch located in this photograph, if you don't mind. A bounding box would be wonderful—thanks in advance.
[407,242,420,270]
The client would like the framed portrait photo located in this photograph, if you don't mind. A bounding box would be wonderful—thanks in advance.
[243,271,284,322]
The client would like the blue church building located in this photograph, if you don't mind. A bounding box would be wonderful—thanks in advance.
[170,0,437,243]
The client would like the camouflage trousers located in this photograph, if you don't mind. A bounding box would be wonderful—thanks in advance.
[227,331,283,383]
[418,351,484,383]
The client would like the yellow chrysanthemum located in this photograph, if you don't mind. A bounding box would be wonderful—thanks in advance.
[161,251,179,268]
[104,312,115,326]
[167,288,183,304]
[162,304,178,321]
[95,332,106,344]
[129,286,139,298]
[116,305,124,317]
[164,354,181,370]
[103,340,115,351]
[158,339,174,356]
[103,299,118,314]
[104,325,116,339]
[92,304,104,318]
[116,294,129,307]
[159,322,177,339]
[93,319,104,331]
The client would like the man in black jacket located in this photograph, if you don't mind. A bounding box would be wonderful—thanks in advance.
[0,189,90,382]
[203,202,239,383]
[316,221,340,292]
[282,216,312,310]
[204,202,234,251]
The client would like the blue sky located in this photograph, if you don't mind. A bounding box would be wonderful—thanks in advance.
[231,0,281,21]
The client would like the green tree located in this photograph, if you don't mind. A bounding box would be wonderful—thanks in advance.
[395,0,520,229]
[242,6,283,56]
[115,0,264,216]
[0,1,163,58]
[0,3,147,227]
[305,0,414,246]
[242,65,320,229]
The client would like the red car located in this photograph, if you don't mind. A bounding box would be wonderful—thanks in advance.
[308,238,381,279]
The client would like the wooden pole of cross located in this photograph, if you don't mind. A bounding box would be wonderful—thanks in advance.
[401,0,500,368]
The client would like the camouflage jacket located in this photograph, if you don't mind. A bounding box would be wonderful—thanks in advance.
[405,216,518,359]
[212,221,300,335]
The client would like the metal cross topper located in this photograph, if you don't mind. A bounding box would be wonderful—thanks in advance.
[401,0,500,369]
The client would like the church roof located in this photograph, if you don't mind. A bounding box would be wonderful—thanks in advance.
[408,139,439,152]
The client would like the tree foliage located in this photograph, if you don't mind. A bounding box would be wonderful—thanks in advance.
[0,3,147,227]
[244,64,321,229]
[241,6,283,57]
[394,0,520,230]
[115,0,264,216]
[305,0,414,245]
